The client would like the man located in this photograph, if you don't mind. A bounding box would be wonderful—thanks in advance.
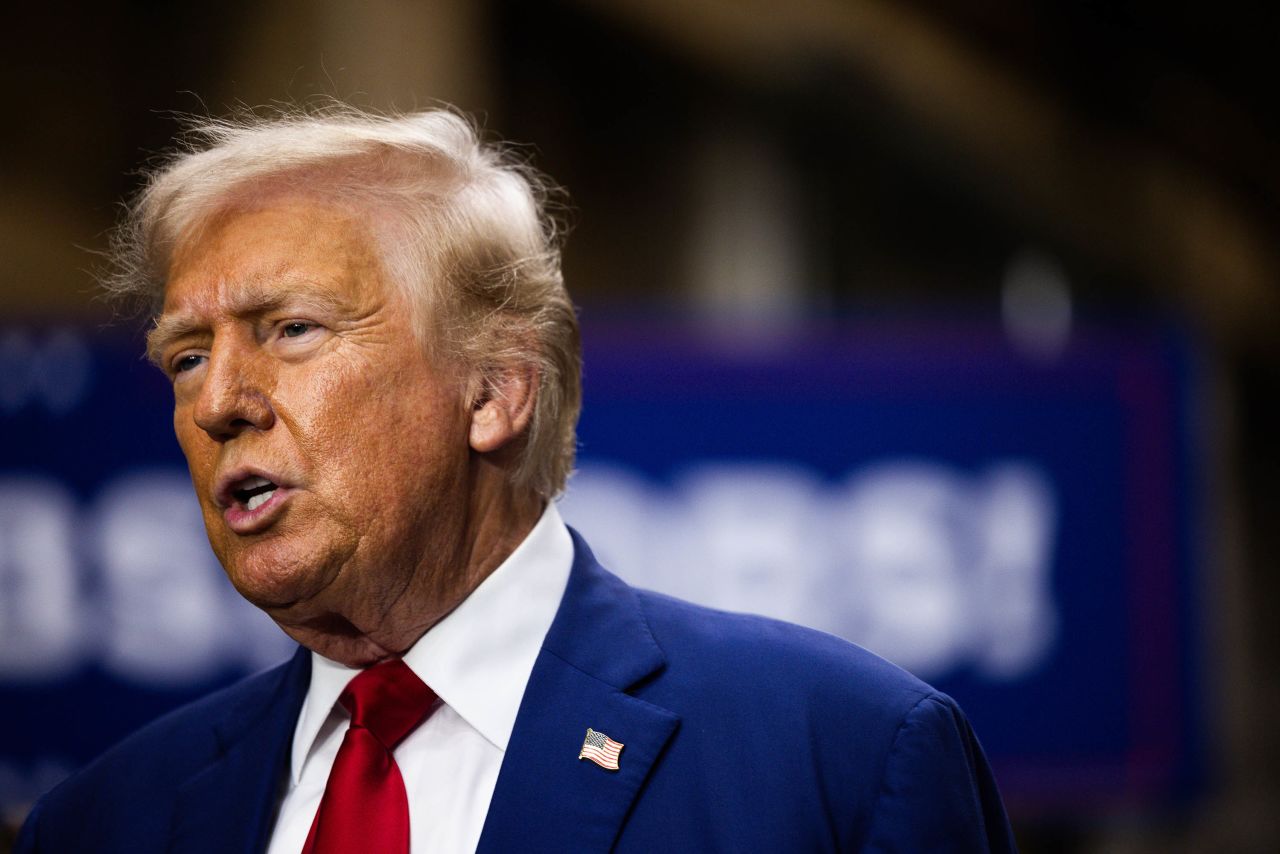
[17,107,1015,852]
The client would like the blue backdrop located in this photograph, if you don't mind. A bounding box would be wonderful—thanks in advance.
[0,316,1202,819]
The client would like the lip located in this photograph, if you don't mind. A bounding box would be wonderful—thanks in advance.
[223,485,296,534]
[214,466,297,535]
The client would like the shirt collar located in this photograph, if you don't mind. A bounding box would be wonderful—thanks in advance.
[290,503,574,784]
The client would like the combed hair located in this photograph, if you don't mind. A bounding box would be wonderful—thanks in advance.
[105,105,580,497]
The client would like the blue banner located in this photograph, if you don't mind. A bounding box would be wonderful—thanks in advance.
[0,317,1203,819]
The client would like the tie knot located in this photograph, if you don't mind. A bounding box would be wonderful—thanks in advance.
[339,659,437,749]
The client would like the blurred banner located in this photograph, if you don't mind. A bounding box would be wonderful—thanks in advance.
[0,316,1202,822]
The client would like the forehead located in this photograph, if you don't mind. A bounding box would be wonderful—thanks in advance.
[160,196,388,318]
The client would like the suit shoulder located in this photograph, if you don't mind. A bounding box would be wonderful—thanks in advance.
[633,588,938,716]
[33,656,301,823]
[621,587,993,849]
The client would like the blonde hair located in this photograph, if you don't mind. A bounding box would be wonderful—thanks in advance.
[106,105,580,497]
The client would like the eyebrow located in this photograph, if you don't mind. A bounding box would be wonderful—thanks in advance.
[146,281,349,366]
[145,314,204,366]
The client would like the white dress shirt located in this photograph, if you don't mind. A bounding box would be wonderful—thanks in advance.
[265,504,574,854]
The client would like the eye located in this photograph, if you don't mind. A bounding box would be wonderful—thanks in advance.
[173,354,205,374]
[281,321,315,339]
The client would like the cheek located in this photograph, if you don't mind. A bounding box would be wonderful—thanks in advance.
[282,368,383,463]
[282,361,455,478]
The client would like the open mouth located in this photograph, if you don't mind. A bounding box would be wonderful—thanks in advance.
[232,475,279,512]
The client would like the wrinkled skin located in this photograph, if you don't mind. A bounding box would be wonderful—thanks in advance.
[150,196,541,666]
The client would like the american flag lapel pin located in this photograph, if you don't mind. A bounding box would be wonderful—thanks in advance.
[578,727,624,771]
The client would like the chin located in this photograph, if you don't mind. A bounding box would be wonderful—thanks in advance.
[220,541,341,612]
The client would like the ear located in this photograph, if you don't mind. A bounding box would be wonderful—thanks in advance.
[469,364,538,454]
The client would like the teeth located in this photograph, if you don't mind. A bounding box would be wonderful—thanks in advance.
[239,475,273,491]
[246,489,276,512]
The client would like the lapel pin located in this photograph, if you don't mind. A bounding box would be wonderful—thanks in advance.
[578,727,624,771]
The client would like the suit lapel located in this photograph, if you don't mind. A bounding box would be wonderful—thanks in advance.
[168,648,311,854]
[477,531,680,854]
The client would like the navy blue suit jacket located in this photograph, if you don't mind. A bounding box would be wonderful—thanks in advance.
[17,532,1016,852]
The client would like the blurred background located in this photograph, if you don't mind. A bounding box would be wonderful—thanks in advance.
[2,0,1278,850]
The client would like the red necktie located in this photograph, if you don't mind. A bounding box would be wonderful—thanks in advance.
[302,659,438,854]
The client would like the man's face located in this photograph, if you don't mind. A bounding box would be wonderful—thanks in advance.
[153,196,476,657]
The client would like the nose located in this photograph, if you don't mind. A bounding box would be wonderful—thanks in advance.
[192,340,276,441]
